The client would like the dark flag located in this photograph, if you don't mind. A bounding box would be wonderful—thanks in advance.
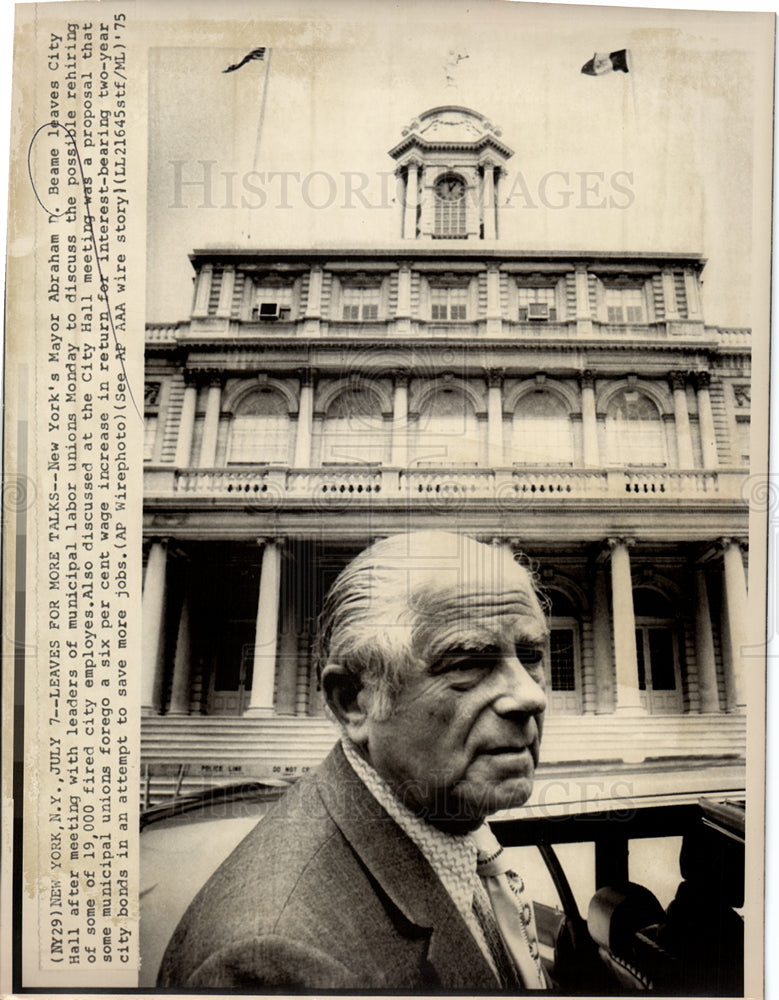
[223,47,267,73]
[581,49,631,76]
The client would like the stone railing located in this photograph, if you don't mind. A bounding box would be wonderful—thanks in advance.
[146,323,183,344]
[146,316,729,346]
[145,465,748,504]
[716,327,752,348]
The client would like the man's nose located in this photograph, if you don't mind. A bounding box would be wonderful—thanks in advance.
[492,654,547,716]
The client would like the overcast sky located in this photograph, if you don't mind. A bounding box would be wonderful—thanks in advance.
[145,0,773,329]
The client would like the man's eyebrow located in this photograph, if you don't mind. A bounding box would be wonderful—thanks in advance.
[427,642,501,672]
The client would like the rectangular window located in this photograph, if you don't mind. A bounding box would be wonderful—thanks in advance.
[143,416,158,462]
[550,629,576,691]
[605,286,645,323]
[342,286,380,320]
[430,286,468,321]
[144,382,161,463]
[518,286,557,321]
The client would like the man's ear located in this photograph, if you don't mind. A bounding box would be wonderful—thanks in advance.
[320,663,371,744]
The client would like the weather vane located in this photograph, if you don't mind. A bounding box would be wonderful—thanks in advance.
[444,50,469,89]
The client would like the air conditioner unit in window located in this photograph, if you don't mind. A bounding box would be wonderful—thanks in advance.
[259,302,280,320]
[527,302,550,320]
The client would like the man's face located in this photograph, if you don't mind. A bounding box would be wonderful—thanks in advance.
[358,548,547,830]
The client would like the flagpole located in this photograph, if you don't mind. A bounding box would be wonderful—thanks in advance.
[252,47,272,173]
[244,48,272,242]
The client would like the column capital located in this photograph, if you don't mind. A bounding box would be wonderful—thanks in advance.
[607,536,636,551]
[486,261,500,274]
[719,536,748,554]
[394,371,410,388]
[668,370,688,391]
[693,370,711,390]
[486,367,505,388]
[296,366,317,387]
[256,536,285,548]
[579,369,596,389]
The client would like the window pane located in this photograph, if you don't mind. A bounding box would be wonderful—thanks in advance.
[550,629,576,691]
[512,392,573,465]
[229,391,290,464]
[605,391,666,466]
[321,389,387,464]
[144,416,158,462]
[412,391,479,465]
[434,194,466,237]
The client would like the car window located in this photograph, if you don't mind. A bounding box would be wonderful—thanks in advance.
[628,835,683,909]
[553,842,596,916]
[503,845,563,913]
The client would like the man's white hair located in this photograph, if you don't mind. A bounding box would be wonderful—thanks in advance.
[314,531,543,721]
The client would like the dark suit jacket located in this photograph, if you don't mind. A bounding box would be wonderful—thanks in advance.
[157,742,507,990]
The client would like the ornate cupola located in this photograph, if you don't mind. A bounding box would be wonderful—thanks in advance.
[388,106,513,241]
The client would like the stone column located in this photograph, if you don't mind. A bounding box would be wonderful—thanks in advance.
[661,269,679,320]
[168,596,192,715]
[721,538,747,710]
[395,263,412,336]
[693,566,719,712]
[175,381,198,467]
[575,264,593,336]
[216,266,235,318]
[391,373,409,467]
[684,271,702,319]
[487,369,504,467]
[669,371,694,468]
[396,264,411,317]
[486,263,501,335]
[192,263,212,318]
[694,371,719,468]
[482,162,497,239]
[198,380,222,468]
[141,540,168,715]
[275,563,299,715]
[293,369,315,467]
[245,539,282,716]
[608,538,644,713]
[305,265,323,318]
[591,559,614,713]
[580,370,599,468]
[403,162,419,240]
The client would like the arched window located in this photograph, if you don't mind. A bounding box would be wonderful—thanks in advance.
[604,389,666,466]
[511,391,574,465]
[227,389,291,464]
[319,388,388,465]
[411,389,481,466]
[433,174,467,238]
[633,587,683,714]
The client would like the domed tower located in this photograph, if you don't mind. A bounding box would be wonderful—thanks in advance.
[388,106,513,241]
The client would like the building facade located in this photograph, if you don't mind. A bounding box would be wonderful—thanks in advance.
[142,107,750,800]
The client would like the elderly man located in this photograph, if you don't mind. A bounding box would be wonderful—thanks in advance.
[158,531,550,989]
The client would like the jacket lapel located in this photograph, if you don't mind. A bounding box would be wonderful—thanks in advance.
[314,744,500,989]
